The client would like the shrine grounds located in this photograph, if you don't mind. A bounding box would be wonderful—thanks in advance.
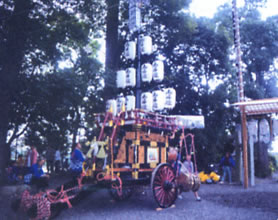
[1,174,278,220]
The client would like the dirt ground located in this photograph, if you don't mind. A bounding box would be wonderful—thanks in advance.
[1,174,278,220]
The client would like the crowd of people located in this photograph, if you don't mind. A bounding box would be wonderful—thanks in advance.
[6,145,74,191]
[7,142,235,197]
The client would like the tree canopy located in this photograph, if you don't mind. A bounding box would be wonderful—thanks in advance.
[0,0,277,182]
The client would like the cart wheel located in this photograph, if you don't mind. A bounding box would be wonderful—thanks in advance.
[109,186,133,201]
[151,163,177,208]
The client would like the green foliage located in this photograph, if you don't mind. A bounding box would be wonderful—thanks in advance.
[0,0,105,175]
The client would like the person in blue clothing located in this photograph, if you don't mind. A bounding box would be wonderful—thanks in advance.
[219,152,235,184]
[69,143,85,177]
[30,157,49,189]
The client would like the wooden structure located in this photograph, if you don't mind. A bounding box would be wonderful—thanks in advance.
[18,109,204,219]
[233,98,278,187]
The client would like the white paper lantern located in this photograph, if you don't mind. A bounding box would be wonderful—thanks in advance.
[141,92,153,111]
[272,118,278,137]
[124,41,136,60]
[116,97,126,114]
[116,70,126,88]
[152,90,165,111]
[106,99,117,116]
[140,36,152,55]
[174,115,205,129]
[126,95,136,111]
[141,63,152,82]
[248,120,258,142]
[259,118,270,144]
[126,68,136,87]
[164,88,176,109]
[152,60,164,82]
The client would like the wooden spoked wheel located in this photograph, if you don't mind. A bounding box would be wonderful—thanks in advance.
[151,163,177,208]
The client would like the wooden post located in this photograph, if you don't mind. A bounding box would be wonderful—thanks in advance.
[241,107,249,188]
[232,0,248,188]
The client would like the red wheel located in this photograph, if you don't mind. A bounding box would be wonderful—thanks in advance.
[151,163,177,208]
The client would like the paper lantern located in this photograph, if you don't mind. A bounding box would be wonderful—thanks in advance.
[164,88,176,109]
[126,68,136,87]
[141,63,152,82]
[116,70,126,88]
[140,36,152,55]
[124,41,136,60]
[152,60,164,82]
[259,118,270,144]
[141,92,153,111]
[236,124,242,144]
[174,115,205,129]
[248,120,258,142]
[116,97,126,114]
[128,3,141,31]
[272,118,278,137]
[106,99,117,116]
[126,95,136,111]
[152,90,165,111]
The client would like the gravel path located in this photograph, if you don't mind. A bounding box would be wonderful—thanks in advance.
[1,177,278,220]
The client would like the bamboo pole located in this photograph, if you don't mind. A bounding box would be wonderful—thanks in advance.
[232,0,248,188]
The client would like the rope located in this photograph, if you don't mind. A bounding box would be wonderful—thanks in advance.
[180,130,198,175]
[20,190,51,220]
[96,172,123,197]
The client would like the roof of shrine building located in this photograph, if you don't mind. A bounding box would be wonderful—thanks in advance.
[232,98,278,116]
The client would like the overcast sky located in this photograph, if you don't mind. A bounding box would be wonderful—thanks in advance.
[189,0,277,19]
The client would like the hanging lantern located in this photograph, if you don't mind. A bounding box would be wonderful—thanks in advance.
[126,95,135,111]
[116,70,126,88]
[152,60,164,82]
[116,97,126,114]
[141,92,153,111]
[126,68,136,87]
[272,118,278,137]
[247,120,258,142]
[141,63,152,82]
[259,118,270,144]
[140,36,152,55]
[124,41,136,60]
[164,88,176,109]
[152,90,165,111]
[106,99,117,116]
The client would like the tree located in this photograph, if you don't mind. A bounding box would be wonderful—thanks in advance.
[0,0,105,182]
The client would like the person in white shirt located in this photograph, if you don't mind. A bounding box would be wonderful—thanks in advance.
[54,149,61,173]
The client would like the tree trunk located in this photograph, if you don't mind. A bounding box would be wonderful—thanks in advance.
[0,0,32,183]
[105,0,120,72]
[0,94,11,184]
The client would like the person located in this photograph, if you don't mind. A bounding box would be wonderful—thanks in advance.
[46,147,55,174]
[219,152,235,184]
[54,148,61,173]
[69,143,85,177]
[183,154,201,201]
[25,148,32,168]
[6,160,19,183]
[16,154,29,177]
[30,157,49,190]
[30,146,38,166]
[16,155,25,167]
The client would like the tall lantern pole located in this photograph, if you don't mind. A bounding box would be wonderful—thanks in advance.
[232,0,248,188]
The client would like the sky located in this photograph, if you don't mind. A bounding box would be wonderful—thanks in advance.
[94,0,277,64]
[189,0,277,19]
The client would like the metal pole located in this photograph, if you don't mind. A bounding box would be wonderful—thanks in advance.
[249,134,255,186]
[232,0,248,188]
[136,28,141,109]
